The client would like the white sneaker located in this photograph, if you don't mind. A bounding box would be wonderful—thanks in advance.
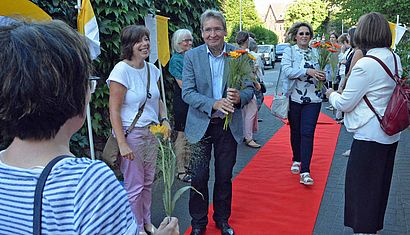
[290,161,301,174]
[300,173,314,185]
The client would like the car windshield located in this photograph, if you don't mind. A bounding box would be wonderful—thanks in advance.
[258,46,271,53]
[276,44,289,51]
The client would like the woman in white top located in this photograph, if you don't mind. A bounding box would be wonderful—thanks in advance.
[326,12,403,234]
[107,25,171,235]
[281,22,326,185]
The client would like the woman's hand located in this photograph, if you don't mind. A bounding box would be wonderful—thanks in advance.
[161,120,172,140]
[307,69,326,81]
[325,88,335,99]
[254,82,261,91]
[156,217,179,235]
[119,142,134,160]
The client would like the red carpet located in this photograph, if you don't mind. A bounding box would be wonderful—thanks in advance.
[184,101,341,235]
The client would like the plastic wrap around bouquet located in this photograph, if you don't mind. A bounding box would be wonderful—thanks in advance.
[223,49,256,130]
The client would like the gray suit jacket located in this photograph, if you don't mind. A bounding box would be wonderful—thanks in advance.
[182,43,254,144]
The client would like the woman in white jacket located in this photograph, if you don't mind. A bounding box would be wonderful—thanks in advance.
[281,22,326,185]
[326,12,403,234]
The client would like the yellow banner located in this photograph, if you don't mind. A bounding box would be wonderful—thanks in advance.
[156,15,170,67]
[389,22,396,48]
[0,0,51,21]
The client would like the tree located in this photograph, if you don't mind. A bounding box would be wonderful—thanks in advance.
[221,0,262,38]
[284,0,329,33]
[336,0,410,25]
[227,24,278,45]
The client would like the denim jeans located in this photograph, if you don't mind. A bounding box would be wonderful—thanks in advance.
[288,100,321,173]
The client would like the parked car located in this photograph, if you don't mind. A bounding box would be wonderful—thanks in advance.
[257,44,275,68]
[275,43,290,61]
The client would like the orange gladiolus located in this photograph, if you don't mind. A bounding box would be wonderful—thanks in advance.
[311,41,321,48]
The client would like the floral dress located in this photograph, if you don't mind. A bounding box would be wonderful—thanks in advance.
[290,47,322,104]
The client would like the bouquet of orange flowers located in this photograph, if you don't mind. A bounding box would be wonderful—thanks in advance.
[311,41,341,90]
[223,49,256,130]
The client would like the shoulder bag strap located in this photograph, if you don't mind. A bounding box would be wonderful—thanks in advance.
[363,52,398,123]
[33,155,70,235]
[125,62,151,137]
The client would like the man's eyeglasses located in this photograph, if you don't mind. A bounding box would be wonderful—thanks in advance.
[298,32,311,36]
[203,27,224,34]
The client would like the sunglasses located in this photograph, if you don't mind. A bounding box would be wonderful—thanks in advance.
[298,32,311,36]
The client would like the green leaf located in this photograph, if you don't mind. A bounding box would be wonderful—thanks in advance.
[171,186,204,216]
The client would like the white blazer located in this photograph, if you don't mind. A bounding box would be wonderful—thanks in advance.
[329,47,403,144]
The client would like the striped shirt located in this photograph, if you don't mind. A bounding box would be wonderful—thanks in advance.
[0,157,138,235]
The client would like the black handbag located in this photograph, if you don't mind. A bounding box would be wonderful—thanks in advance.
[260,81,267,93]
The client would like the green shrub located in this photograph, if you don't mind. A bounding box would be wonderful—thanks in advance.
[0,0,220,154]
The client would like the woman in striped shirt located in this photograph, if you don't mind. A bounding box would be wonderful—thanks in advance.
[0,20,178,235]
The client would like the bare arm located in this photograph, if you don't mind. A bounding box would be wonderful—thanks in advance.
[109,82,135,160]
[157,81,171,138]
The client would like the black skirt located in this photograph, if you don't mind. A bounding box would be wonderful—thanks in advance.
[344,139,398,233]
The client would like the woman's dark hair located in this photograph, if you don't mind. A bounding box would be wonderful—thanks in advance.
[354,12,392,50]
[120,25,150,60]
[0,20,92,140]
[338,33,348,44]
[286,22,313,43]
[235,31,250,46]
[329,32,338,39]
[347,27,356,48]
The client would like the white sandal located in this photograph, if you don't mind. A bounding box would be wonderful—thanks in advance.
[290,161,301,174]
[300,173,314,185]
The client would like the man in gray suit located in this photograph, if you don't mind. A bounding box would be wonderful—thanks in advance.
[182,9,254,235]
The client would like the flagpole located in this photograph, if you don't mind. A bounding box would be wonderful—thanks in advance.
[77,0,97,160]
[158,60,168,119]
[76,0,81,13]
[239,0,242,31]
[395,15,400,49]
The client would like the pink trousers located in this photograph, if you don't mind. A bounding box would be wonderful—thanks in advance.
[120,127,157,231]
[242,95,259,140]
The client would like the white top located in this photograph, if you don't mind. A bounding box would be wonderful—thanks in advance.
[338,48,350,76]
[0,155,138,234]
[329,47,403,144]
[107,61,161,127]
[281,45,322,104]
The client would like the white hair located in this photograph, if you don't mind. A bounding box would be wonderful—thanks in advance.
[171,29,193,53]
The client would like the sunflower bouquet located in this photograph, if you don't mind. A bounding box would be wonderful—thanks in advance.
[223,49,256,130]
[149,124,202,220]
[311,41,341,90]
